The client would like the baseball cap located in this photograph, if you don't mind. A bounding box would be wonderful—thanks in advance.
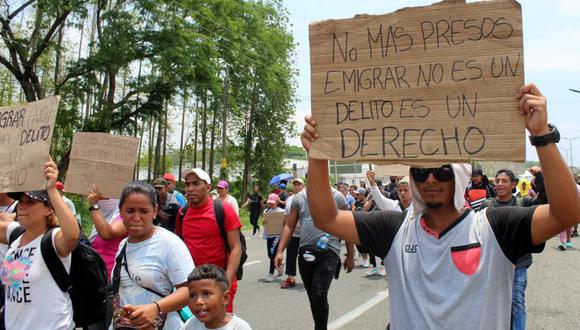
[181,168,211,184]
[355,187,367,195]
[398,176,410,186]
[472,168,483,176]
[267,193,279,204]
[55,181,65,191]
[292,178,304,184]
[8,190,52,206]
[152,178,168,188]
[217,180,229,189]
[162,173,176,182]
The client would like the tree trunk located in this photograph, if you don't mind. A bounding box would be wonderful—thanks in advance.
[201,91,208,170]
[179,94,188,183]
[162,99,168,174]
[193,99,199,168]
[18,76,37,102]
[154,113,162,178]
[221,77,228,179]
[135,121,144,180]
[209,98,218,180]
[107,71,116,104]
[53,22,65,95]
[147,117,154,181]
[241,92,256,203]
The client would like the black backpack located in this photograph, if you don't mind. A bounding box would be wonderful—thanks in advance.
[8,227,108,327]
[177,199,248,280]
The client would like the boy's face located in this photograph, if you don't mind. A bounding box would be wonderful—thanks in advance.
[188,279,230,327]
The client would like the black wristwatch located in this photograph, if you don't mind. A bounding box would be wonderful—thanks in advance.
[89,203,100,211]
[529,124,560,147]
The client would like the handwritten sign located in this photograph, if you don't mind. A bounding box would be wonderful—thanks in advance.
[0,96,60,192]
[65,133,139,198]
[309,0,525,164]
[264,212,285,236]
[374,164,410,177]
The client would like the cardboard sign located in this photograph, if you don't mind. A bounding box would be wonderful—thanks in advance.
[309,0,525,164]
[65,132,139,198]
[374,164,410,177]
[264,211,285,236]
[0,96,60,192]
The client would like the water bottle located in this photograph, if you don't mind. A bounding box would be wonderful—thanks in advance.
[316,233,331,250]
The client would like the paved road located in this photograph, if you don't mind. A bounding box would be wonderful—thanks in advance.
[233,232,580,329]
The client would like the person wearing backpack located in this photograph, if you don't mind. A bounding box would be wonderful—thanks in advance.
[111,181,194,329]
[0,158,79,329]
[176,168,243,314]
[480,168,534,330]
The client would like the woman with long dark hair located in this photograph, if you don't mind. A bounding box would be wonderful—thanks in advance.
[110,181,194,329]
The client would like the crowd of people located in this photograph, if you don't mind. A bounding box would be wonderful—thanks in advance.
[0,82,579,330]
[0,164,250,330]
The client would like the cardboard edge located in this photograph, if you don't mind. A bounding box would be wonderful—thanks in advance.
[308,0,468,28]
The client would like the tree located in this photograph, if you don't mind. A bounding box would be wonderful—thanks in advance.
[0,0,89,102]
[0,0,298,188]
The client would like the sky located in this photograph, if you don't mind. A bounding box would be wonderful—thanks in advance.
[282,0,580,166]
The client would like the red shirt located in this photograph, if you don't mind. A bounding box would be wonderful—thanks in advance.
[177,198,241,268]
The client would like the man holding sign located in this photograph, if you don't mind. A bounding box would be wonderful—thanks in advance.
[274,184,355,330]
[300,83,580,329]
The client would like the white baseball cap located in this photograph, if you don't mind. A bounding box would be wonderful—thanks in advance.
[181,168,211,184]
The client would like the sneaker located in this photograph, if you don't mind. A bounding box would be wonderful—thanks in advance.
[558,244,566,251]
[378,265,386,276]
[565,241,574,249]
[362,259,370,268]
[366,267,378,276]
[265,274,274,282]
[280,277,297,289]
[274,270,283,278]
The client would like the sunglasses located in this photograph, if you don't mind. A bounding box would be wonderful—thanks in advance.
[410,165,454,182]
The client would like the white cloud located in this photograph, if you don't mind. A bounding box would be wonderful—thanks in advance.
[560,0,580,16]
[527,50,580,72]
[526,25,580,73]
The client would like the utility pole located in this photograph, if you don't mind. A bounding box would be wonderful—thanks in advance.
[563,137,579,173]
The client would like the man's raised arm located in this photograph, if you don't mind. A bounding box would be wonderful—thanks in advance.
[517,84,580,244]
[301,116,361,245]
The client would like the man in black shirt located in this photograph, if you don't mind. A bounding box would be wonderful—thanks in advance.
[242,185,264,236]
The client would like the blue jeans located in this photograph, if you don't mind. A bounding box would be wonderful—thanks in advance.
[512,267,528,330]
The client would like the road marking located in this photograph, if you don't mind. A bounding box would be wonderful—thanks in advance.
[328,289,389,330]
[244,260,263,267]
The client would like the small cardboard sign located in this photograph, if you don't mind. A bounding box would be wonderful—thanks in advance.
[374,164,410,177]
[65,132,139,198]
[264,211,286,236]
[0,96,60,192]
[309,0,525,164]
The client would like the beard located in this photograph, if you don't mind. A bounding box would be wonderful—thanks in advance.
[426,202,443,209]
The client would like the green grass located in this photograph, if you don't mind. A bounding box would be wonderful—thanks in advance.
[68,194,93,236]
[238,207,251,230]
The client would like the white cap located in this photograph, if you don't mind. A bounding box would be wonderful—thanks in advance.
[181,168,211,184]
